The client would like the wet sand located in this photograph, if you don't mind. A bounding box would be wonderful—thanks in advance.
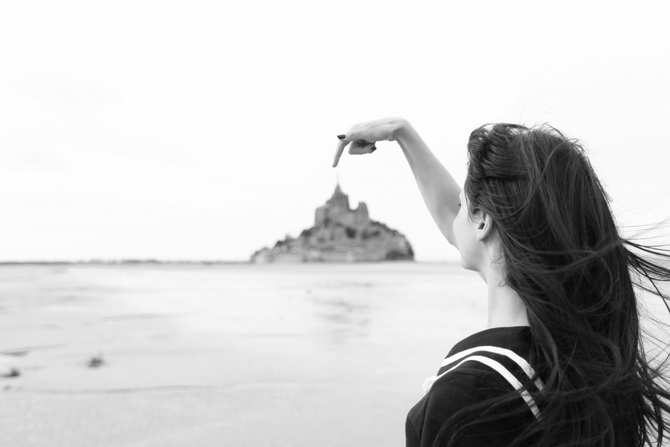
[1,263,667,446]
[0,263,488,446]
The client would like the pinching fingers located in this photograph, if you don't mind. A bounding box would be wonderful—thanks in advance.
[348,140,376,155]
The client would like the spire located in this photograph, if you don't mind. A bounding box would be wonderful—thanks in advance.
[333,181,343,197]
[326,181,350,210]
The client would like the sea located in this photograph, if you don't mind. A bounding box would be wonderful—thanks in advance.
[0,262,667,446]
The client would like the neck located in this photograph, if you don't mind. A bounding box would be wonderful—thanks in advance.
[483,265,529,329]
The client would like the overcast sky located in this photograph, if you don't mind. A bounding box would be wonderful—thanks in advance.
[1,1,669,262]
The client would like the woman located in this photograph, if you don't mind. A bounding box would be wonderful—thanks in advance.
[333,118,670,446]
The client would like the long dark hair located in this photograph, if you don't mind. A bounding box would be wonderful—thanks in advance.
[438,123,670,446]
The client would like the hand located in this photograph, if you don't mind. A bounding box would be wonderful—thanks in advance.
[332,117,408,167]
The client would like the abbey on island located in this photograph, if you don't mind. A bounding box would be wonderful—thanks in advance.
[250,184,414,263]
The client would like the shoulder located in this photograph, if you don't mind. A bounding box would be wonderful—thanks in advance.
[418,364,536,447]
[406,366,488,447]
[426,361,509,415]
[407,363,508,444]
[406,327,540,446]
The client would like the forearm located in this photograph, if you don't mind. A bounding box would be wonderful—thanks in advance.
[394,120,461,245]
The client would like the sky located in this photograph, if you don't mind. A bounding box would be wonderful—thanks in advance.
[1,0,669,262]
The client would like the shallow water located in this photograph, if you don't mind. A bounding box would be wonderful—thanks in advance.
[0,262,489,446]
[0,262,667,446]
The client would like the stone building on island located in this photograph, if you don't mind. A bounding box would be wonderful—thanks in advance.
[250,184,414,263]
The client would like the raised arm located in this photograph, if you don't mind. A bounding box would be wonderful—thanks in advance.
[333,118,461,246]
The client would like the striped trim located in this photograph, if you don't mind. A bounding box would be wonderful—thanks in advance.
[442,346,544,392]
[422,347,544,421]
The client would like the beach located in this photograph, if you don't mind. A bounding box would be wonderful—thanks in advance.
[0,262,491,446]
[1,262,668,446]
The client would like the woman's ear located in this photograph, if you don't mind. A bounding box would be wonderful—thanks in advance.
[473,210,495,242]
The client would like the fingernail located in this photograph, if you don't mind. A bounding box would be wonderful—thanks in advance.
[337,134,346,140]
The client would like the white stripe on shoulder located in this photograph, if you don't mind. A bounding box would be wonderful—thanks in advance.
[424,355,542,421]
[441,346,544,391]
[465,356,542,421]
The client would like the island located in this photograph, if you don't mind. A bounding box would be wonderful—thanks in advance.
[250,184,414,263]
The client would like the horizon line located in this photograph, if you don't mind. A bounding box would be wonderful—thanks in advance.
[0,258,457,265]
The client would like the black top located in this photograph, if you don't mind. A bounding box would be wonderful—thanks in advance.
[405,326,541,447]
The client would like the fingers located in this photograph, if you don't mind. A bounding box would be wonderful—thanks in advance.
[348,140,376,155]
[332,130,377,167]
[333,138,348,167]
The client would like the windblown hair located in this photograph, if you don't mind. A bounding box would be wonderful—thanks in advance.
[438,124,670,446]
